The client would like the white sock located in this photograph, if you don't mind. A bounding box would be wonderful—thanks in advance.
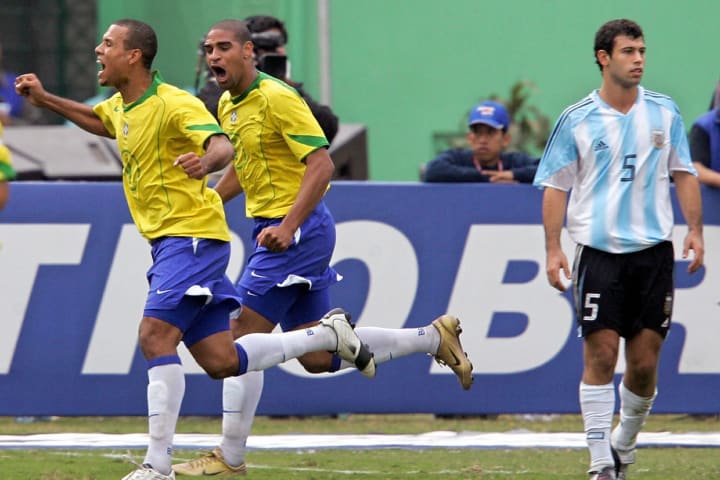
[335,326,440,368]
[144,363,185,475]
[238,324,336,371]
[219,371,264,467]
[580,382,615,472]
[612,380,656,453]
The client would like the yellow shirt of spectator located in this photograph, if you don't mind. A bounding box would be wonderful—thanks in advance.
[94,72,230,241]
[217,72,329,219]
[0,123,17,181]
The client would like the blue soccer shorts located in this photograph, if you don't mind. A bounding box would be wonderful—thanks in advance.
[237,201,341,330]
[144,236,242,347]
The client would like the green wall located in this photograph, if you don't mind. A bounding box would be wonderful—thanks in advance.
[97,0,319,93]
[98,0,719,181]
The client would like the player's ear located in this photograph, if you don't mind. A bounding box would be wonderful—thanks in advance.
[243,40,254,58]
[596,49,610,68]
[127,48,143,66]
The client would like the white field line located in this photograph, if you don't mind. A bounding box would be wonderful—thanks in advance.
[1,431,720,450]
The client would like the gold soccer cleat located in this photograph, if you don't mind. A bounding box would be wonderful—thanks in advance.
[172,448,246,477]
[431,314,474,390]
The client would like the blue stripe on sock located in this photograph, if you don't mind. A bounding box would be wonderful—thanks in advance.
[147,354,181,369]
[328,354,342,372]
[235,343,248,376]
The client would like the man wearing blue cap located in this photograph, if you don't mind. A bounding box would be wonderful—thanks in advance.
[423,100,539,183]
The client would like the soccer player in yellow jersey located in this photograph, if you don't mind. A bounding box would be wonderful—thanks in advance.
[171,19,474,477]
[0,122,16,211]
[16,18,375,480]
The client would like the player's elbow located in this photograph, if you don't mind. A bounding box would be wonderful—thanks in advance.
[307,149,335,182]
[218,138,236,167]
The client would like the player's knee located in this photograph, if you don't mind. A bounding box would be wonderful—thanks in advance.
[627,362,657,387]
[597,356,617,375]
[203,365,234,379]
[298,352,332,373]
[138,328,167,359]
[586,347,618,377]
[200,358,238,379]
[138,317,182,359]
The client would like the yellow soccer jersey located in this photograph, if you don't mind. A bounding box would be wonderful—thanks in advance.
[0,123,17,182]
[94,72,230,241]
[217,72,329,218]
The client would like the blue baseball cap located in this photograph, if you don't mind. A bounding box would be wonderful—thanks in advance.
[467,101,510,131]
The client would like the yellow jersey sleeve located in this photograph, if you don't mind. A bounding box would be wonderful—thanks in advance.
[93,93,123,138]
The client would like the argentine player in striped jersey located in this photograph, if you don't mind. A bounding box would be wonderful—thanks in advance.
[534,19,704,480]
[16,19,377,480]
[171,19,473,477]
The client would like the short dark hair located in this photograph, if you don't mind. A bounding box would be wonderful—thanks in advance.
[114,18,157,70]
[208,19,253,44]
[593,19,644,72]
[245,15,288,44]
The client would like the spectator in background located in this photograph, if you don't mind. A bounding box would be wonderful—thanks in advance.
[0,43,25,124]
[423,101,539,183]
[0,121,16,210]
[689,105,720,187]
[196,14,339,143]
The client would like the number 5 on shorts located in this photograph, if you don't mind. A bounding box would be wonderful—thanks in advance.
[583,293,600,321]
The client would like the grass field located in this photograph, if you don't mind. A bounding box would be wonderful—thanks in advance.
[2,414,719,479]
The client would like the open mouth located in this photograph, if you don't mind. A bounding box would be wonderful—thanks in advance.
[210,65,228,82]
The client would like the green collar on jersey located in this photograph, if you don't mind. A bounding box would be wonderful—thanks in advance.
[230,71,294,104]
[123,71,163,112]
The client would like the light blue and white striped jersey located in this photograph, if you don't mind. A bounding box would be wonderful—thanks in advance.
[533,86,696,253]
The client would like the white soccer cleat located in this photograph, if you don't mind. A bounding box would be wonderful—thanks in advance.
[121,464,176,480]
[320,308,376,378]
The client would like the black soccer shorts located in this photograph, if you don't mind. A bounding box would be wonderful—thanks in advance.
[571,241,674,339]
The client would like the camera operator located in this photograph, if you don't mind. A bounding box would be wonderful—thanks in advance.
[250,29,289,80]
[195,15,339,143]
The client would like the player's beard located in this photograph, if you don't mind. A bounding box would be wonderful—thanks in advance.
[611,70,642,89]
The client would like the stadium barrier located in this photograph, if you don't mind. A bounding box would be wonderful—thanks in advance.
[1,182,718,416]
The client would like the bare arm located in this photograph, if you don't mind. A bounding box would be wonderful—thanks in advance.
[257,148,334,252]
[673,170,705,273]
[174,134,235,179]
[213,162,243,203]
[15,74,110,137]
[0,182,8,211]
[542,186,571,291]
